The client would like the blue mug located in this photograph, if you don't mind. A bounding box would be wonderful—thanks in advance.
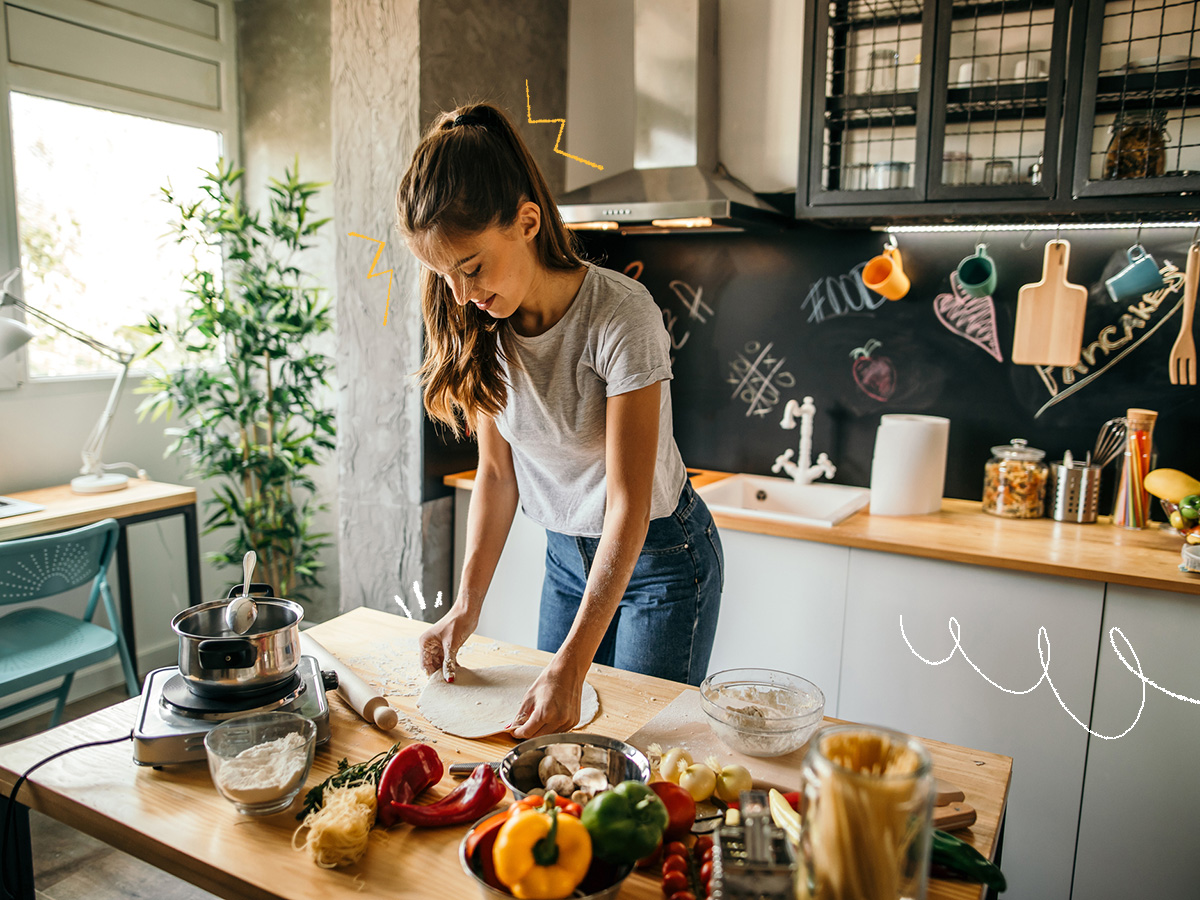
[1105,244,1165,303]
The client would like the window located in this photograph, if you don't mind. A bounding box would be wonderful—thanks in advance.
[9,92,222,377]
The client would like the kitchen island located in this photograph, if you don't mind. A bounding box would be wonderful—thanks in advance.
[0,609,1010,900]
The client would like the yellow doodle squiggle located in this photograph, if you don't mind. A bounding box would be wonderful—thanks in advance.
[348,232,393,325]
[525,80,603,171]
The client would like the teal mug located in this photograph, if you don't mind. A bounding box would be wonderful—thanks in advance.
[1105,244,1165,303]
[955,244,997,298]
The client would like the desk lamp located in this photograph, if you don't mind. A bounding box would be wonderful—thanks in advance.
[1,267,146,493]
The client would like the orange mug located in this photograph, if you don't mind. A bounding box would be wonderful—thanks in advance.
[862,246,910,300]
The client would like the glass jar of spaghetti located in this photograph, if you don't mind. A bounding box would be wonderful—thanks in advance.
[982,438,1048,518]
[795,724,935,900]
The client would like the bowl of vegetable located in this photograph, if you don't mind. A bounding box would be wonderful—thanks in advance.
[459,802,635,900]
[499,733,650,804]
[700,668,825,758]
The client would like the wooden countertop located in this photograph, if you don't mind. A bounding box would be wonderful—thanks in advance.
[444,468,1200,596]
[0,609,1010,900]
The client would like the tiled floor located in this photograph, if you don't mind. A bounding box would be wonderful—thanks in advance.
[1,689,219,900]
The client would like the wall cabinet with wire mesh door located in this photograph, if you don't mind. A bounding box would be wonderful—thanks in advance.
[1069,0,1200,199]
[804,0,940,206]
[926,0,1073,201]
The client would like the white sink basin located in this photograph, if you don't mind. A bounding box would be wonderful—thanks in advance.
[697,474,870,528]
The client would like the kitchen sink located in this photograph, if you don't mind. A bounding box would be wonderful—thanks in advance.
[697,474,870,528]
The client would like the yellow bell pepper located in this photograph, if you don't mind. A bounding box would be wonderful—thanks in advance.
[493,804,592,900]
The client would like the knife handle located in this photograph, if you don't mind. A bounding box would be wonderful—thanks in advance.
[450,761,500,777]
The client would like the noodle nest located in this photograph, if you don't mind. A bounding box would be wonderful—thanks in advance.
[293,783,377,868]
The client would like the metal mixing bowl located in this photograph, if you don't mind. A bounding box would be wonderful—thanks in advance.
[498,732,649,801]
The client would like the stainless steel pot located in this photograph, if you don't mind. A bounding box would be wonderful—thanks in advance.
[170,583,303,697]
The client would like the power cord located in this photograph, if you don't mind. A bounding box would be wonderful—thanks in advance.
[1,731,133,900]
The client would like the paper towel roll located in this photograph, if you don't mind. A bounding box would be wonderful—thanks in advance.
[869,414,950,516]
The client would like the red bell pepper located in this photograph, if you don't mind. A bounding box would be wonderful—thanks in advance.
[385,762,506,827]
[376,742,444,827]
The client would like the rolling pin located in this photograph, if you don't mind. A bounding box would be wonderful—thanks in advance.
[300,632,398,730]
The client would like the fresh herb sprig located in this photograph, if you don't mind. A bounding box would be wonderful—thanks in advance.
[297,741,402,819]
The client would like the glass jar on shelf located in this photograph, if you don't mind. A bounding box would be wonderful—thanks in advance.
[982,438,1048,518]
[1104,109,1169,180]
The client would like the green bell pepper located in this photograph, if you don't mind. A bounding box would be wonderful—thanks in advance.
[580,780,669,864]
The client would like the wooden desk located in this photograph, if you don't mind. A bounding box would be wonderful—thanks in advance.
[0,610,1011,900]
[0,480,201,680]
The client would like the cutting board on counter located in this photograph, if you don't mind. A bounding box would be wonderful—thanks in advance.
[625,690,977,831]
[625,689,809,792]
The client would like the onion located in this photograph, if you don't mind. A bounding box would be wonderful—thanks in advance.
[679,763,717,801]
[660,747,693,784]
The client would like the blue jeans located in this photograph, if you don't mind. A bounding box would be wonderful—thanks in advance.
[538,480,724,686]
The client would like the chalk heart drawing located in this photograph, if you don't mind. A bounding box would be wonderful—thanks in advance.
[850,338,896,401]
[933,272,1004,362]
[901,615,1200,740]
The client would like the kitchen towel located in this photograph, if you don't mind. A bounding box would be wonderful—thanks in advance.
[869,414,950,516]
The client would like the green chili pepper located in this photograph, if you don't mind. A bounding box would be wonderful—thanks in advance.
[930,829,1007,892]
[580,780,669,864]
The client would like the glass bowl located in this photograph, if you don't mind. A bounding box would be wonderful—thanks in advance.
[204,710,316,815]
[700,668,825,758]
[459,811,633,900]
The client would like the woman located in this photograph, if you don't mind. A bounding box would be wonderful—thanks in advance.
[398,102,723,740]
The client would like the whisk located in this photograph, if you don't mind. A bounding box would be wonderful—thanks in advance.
[1090,417,1128,469]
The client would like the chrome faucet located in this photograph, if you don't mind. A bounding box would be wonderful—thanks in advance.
[772,396,837,485]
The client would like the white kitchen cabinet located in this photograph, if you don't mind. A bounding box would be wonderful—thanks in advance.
[838,549,1104,900]
[452,488,546,649]
[1072,584,1200,900]
[705,528,850,716]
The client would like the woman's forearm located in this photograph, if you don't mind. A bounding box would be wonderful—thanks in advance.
[455,468,519,623]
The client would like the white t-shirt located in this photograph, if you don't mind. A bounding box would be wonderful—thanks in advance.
[495,262,688,537]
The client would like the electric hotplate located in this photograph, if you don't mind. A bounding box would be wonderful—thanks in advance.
[133,655,332,767]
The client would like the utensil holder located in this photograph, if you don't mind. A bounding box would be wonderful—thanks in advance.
[1049,462,1100,523]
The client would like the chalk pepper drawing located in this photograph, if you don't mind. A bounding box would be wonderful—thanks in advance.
[728,341,796,417]
[850,338,896,401]
[933,272,1004,362]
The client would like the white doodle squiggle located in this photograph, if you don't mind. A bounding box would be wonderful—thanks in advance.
[900,616,1200,741]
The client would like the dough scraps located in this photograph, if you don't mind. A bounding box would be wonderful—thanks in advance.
[418,665,600,738]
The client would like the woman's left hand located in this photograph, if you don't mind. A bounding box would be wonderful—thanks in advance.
[509,659,584,740]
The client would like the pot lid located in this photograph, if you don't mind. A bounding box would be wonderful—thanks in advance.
[991,438,1045,461]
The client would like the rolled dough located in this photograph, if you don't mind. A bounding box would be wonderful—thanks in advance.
[418,665,599,738]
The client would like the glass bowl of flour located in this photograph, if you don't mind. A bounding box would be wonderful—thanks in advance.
[204,711,317,815]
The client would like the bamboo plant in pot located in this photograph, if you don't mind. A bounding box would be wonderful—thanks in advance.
[135,158,335,601]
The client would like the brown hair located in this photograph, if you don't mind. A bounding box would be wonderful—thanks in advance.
[397,102,583,438]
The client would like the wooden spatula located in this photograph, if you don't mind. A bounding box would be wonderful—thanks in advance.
[1168,243,1198,385]
[1012,239,1088,367]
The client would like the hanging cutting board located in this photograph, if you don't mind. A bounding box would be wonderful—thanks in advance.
[1012,239,1087,367]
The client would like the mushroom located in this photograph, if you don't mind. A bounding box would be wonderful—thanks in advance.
[539,754,572,785]
[570,766,609,803]
[545,774,575,796]
[544,743,583,775]
[571,789,590,807]
[580,745,609,770]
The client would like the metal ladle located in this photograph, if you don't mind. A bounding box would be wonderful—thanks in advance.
[225,551,258,635]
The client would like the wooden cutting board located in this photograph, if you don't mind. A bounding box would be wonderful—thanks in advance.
[624,690,976,831]
[1012,239,1088,367]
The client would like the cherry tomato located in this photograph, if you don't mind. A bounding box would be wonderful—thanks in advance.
[700,861,713,885]
[693,836,714,854]
[562,801,582,818]
[663,855,689,876]
[668,892,697,900]
[665,841,690,859]
[661,871,689,896]
[701,847,714,864]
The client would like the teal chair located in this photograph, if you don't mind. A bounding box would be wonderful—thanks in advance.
[0,518,139,727]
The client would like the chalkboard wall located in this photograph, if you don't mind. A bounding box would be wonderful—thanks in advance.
[578,224,1200,505]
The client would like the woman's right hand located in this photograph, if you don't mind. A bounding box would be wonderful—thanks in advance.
[419,608,477,683]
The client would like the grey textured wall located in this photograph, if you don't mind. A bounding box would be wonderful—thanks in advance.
[236,0,341,622]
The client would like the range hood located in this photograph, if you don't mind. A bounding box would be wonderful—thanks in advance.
[557,0,791,233]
